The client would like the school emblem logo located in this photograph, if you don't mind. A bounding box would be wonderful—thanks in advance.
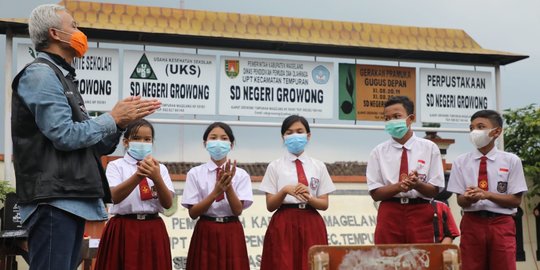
[225,60,240,79]
[310,177,320,190]
[312,65,330,84]
[497,181,508,193]
[479,179,488,190]
[130,53,157,80]
[400,173,408,182]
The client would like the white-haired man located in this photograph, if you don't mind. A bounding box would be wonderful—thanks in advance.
[11,4,161,269]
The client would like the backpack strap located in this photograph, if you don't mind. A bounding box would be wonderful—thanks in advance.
[442,209,452,239]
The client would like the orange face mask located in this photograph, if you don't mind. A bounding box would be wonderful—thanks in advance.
[55,29,88,57]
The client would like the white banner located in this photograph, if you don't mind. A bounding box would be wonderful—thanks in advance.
[420,68,495,123]
[17,44,120,111]
[164,194,377,270]
[123,51,217,115]
[219,57,334,119]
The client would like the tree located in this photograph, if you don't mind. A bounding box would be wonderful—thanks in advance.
[503,104,540,198]
[0,180,15,204]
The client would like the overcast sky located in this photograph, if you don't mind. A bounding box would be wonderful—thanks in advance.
[1,0,539,164]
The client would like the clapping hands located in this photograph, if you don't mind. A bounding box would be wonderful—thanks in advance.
[111,96,161,129]
[136,155,162,182]
[214,160,237,194]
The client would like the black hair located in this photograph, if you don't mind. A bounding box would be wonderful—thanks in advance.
[203,122,235,144]
[123,119,155,141]
[471,110,503,127]
[281,115,310,136]
[384,96,414,115]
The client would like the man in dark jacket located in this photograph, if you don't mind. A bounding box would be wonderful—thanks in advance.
[11,4,161,270]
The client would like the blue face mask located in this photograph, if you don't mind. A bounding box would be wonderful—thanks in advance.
[385,118,409,139]
[206,140,231,161]
[284,133,308,155]
[128,142,153,160]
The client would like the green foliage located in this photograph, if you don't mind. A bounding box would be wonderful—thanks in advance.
[0,180,15,203]
[503,104,540,198]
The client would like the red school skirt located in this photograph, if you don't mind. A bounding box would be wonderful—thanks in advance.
[260,205,328,270]
[186,216,249,270]
[94,214,172,270]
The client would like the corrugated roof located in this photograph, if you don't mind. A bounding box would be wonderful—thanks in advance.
[0,0,528,65]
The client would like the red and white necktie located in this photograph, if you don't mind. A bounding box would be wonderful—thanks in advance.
[215,167,225,202]
[478,156,488,191]
[295,159,309,186]
[399,146,408,182]
[136,161,153,201]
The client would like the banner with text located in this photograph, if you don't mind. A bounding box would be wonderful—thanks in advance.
[123,51,216,114]
[17,44,120,111]
[219,57,334,118]
[165,194,377,270]
[420,68,494,123]
[338,64,416,121]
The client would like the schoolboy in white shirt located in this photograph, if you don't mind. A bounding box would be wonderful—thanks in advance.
[447,109,527,270]
[367,96,445,244]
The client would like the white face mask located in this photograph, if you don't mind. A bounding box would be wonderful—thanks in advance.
[469,129,496,149]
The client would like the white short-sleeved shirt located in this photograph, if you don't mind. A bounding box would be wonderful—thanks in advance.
[366,133,445,199]
[447,147,527,215]
[259,152,336,204]
[107,154,175,215]
[181,161,253,217]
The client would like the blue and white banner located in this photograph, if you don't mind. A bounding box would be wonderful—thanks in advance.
[219,57,334,119]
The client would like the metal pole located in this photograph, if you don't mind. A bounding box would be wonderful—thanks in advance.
[495,65,504,149]
[4,29,13,182]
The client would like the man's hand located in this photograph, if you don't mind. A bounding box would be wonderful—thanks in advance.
[110,96,161,128]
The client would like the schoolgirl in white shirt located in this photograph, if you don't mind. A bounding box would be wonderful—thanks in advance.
[259,115,336,270]
[95,119,175,270]
[182,122,253,270]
